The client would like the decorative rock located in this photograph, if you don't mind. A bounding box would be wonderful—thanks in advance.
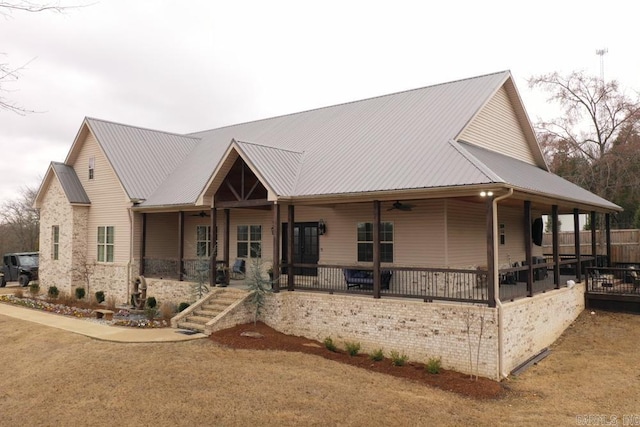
[241,331,264,339]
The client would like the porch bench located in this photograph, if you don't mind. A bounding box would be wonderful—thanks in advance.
[343,269,392,290]
[94,309,114,321]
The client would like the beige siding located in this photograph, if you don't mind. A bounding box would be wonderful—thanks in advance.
[446,200,487,267]
[145,213,180,259]
[73,132,132,264]
[459,86,536,165]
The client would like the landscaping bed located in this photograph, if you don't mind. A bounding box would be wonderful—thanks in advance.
[210,321,506,400]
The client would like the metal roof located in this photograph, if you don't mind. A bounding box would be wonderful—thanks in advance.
[142,70,511,205]
[80,70,619,213]
[51,162,90,204]
[459,142,622,211]
[86,118,200,200]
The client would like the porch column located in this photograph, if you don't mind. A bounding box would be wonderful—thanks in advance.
[524,200,533,297]
[605,213,612,266]
[209,208,217,288]
[272,203,281,293]
[222,209,231,286]
[287,205,295,291]
[223,209,230,266]
[590,211,597,266]
[373,200,381,299]
[178,211,185,281]
[573,208,582,282]
[486,196,496,308]
[140,213,146,276]
[552,205,560,289]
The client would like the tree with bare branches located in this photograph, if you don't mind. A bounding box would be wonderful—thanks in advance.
[0,186,40,252]
[529,71,640,227]
[0,1,84,114]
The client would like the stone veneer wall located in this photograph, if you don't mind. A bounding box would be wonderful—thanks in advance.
[260,292,500,379]
[143,278,195,306]
[501,282,585,374]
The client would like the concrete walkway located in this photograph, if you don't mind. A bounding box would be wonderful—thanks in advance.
[0,302,207,343]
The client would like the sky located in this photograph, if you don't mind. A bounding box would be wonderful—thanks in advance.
[1,0,639,204]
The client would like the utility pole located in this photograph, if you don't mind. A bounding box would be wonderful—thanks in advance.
[595,48,608,82]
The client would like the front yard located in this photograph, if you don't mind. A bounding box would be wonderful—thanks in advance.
[0,309,638,425]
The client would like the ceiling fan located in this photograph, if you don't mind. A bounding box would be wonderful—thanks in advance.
[190,211,210,217]
[388,201,414,212]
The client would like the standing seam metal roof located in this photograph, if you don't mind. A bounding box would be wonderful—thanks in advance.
[51,162,91,204]
[86,118,200,200]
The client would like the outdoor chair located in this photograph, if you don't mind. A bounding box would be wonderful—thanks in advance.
[231,258,246,280]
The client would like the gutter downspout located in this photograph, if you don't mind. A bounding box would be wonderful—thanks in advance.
[127,206,134,306]
[492,188,513,380]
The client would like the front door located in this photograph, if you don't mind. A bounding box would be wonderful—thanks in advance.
[282,222,319,276]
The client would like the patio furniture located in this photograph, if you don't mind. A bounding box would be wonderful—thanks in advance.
[231,259,246,280]
[343,269,392,290]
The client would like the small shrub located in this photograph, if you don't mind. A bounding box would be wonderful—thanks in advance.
[146,296,157,309]
[14,288,24,299]
[95,291,105,304]
[75,287,86,300]
[159,302,176,321]
[345,341,361,357]
[425,357,442,374]
[323,337,337,352]
[370,348,384,362]
[105,295,117,311]
[144,305,158,321]
[29,282,40,297]
[390,350,408,367]
[178,302,190,312]
[47,286,59,299]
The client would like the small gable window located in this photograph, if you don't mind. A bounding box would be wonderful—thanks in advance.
[89,157,95,180]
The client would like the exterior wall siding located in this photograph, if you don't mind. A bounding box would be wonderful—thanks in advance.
[502,282,585,373]
[69,132,133,302]
[37,177,90,296]
[459,86,537,165]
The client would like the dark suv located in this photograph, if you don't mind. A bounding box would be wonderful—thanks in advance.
[1,252,39,287]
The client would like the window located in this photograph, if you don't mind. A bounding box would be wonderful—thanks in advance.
[97,226,114,262]
[52,225,60,260]
[196,225,211,257]
[237,225,262,258]
[499,223,506,245]
[357,222,393,263]
[88,157,95,180]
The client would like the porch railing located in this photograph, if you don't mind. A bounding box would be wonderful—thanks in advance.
[585,266,640,295]
[280,264,489,304]
[143,258,213,281]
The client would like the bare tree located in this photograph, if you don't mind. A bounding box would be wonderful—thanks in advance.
[1,1,86,114]
[529,71,640,227]
[0,186,40,251]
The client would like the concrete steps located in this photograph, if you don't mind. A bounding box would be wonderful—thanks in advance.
[175,288,247,333]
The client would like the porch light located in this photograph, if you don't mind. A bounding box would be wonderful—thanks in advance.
[318,219,327,235]
[480,191,494,197]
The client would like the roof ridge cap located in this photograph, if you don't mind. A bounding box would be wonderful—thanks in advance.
[450,140,504,183]
[85,117,201,140]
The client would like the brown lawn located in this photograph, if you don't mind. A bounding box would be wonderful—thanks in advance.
[0,309,639,426]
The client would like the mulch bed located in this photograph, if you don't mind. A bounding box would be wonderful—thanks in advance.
[210,322,506,400]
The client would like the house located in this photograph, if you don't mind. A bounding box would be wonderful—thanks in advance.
[34,71,621,379]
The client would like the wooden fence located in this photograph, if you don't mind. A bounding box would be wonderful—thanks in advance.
[542,229,640,264]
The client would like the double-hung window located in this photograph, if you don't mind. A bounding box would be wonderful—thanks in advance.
[52,225,59,260]
[196,225,211,257]
[237,225,262,258]
[357,222,394,263]
[97,226,114,262]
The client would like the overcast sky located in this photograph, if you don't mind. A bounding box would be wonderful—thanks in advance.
[1,0,639,203]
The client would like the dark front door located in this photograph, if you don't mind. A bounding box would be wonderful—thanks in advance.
[282,222,319,276]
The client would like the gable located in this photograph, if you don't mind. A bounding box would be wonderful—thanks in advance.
[458,84,543,167]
